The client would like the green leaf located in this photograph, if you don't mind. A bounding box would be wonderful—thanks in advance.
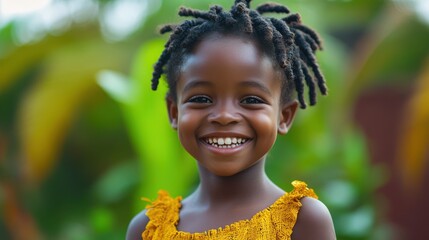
[97,70,133,104]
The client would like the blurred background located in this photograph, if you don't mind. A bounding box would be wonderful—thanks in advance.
[1,0,429,239]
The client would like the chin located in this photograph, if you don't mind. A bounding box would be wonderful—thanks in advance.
[208,164,252,177]
[198,164,239,177]
[207,168,236,177]
[213,171,240,177]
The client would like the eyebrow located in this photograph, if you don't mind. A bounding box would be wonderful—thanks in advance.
[182,80,213,93]
[239,80,272,95]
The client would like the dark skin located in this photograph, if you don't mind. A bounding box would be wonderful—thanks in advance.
[126,35,336,239]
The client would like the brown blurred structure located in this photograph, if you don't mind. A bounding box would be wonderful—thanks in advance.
[354,79,429,240]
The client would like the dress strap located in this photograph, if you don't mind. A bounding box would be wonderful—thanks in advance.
[271,180,318,238]
[290,180,318,200]
[142,190,182,239]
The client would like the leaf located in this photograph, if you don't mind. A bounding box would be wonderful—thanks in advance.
[93,161,140,203]
[343,8,429,104]
[0,28,87,94]
[97,70,133,104]
[18,39,134,184]
[397,55,429,190]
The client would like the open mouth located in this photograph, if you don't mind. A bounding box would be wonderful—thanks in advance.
[203,137,250,148]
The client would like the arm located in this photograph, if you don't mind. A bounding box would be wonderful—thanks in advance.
[126,210,149,240]
[291,197,336,240]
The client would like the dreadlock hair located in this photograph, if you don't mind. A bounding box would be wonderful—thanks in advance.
[151,0,327,108]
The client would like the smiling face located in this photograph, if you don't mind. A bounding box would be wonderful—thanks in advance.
[167,34,298,177]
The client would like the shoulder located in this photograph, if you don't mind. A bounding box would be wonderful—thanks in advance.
[126,210,149,240]
[291,197,336,240]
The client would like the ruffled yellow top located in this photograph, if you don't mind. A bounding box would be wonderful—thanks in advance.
[142,181,317,240]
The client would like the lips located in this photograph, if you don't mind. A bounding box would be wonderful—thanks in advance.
[203,137,250,148]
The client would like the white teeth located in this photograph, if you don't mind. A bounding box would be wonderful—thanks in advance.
[204,137,249,148]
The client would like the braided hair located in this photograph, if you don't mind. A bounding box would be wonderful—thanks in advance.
[151,0,327,108]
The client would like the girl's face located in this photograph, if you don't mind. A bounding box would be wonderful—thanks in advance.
[168,35,298,177]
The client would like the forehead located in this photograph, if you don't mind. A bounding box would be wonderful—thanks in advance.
[182,34,269,71]
[179,35,279,84]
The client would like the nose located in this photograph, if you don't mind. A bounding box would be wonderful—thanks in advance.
[207,100,241,125]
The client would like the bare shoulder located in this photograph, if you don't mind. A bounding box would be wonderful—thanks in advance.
[126,210,149,240]
[291,197,336,240]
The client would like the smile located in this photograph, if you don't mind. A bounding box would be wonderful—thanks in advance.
[203,137,250,148]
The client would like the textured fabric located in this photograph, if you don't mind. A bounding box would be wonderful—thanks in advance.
[142,180,317,240]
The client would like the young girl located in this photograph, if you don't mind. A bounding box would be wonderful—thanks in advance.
[127,0,336,239]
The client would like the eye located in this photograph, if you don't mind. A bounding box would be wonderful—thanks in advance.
[187,95,212,104]
[240,96,265,104]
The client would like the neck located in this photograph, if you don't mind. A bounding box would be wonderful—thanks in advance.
[193,159,282,207]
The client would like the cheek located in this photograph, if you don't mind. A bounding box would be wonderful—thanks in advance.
[178,110,198,128]
[255,112,278,130]
[177,111,199,141]
[252,113,278,143]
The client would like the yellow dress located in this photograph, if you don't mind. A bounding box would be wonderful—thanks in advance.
[142,181,317,240]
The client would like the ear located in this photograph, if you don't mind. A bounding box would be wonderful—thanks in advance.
[166,97,178,130]
[278,100,299,135]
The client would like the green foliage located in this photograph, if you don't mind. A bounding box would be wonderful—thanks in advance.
[352,16,429,90]
[2,0,429,239]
